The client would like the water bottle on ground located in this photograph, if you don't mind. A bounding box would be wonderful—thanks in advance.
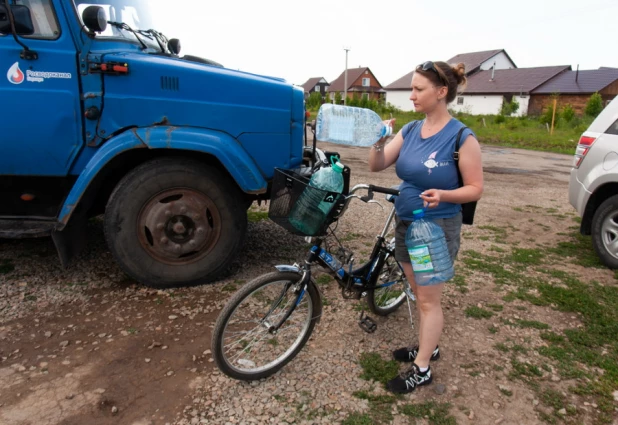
[288,162,345,235]
[405,209,454,285]
[316,104,392,147]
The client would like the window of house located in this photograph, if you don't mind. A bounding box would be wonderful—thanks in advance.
[314,85,320,92]
[0,0,60,39]
[362,78,370,87]
[457,97,464,105]
[362,93,369,100]
[324,86,328,92]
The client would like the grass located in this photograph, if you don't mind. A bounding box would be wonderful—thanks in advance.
[247,209,268,222]
[464,306,494,319]
[399,401,457,425]
[460,230,618,424]
[358,352,399,386]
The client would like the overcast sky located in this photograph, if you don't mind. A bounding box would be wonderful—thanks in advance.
[150,0,618,87]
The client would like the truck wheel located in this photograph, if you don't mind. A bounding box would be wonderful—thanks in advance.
[591,194,618,269]
[104,158,247,288]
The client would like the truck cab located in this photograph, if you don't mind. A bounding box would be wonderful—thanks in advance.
[0,0,306,287]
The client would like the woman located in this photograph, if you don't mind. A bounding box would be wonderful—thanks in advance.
[368,61,483,394]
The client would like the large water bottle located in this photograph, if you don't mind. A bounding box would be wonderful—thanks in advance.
[405,209,454,285]
[316,104,392,147]
[288,162,345,235]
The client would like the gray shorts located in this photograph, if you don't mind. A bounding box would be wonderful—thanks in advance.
[394,212,463,264]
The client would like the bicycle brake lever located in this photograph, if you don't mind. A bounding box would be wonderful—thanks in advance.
[367,200,384,210]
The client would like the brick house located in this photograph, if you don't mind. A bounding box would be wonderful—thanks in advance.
[449,66,571,116]
[300,77,330,99]
[327,67,385,103]
[529,68,618,116]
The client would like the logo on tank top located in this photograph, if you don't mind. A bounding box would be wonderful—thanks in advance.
[422,151,449,174]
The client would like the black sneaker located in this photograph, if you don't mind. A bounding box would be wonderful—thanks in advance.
[386,364,433,394]
[392,345,440,362]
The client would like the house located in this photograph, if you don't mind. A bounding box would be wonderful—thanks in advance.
[529,68,618,115]
[384,49,517,111]
[301,77,330,99]
[449,66,571,116]
[327,67,385,103]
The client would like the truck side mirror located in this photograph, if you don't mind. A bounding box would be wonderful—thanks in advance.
[168,38,181,55]
[0,4,35,35]
[82,5,107,33]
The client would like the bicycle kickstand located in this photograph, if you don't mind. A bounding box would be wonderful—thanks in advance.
[358,311,377,333]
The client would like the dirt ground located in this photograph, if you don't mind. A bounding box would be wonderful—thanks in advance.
[0,142,615,425]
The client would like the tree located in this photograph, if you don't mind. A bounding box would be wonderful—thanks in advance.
[585,93,603,117]
[334,91,342,105]
[306,91,322,111]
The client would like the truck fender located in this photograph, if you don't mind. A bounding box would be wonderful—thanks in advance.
[58,126,267,225]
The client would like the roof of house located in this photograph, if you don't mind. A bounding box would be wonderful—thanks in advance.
[300,77,329,92]
[446,49,516,75]
[532,68,618,94]
[328,67,382,91]
[464,66,571,94]
[384,70,415,90]
[385,49,516,90]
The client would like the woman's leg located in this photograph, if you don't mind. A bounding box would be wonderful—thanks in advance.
[412,282,444,369]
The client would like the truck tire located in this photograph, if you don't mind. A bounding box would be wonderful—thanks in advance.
[104,158,247,288]
[591,194,618,269]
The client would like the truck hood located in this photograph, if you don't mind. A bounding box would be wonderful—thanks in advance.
[94,52,299,138]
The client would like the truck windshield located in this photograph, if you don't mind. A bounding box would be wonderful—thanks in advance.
[73,0,162,50]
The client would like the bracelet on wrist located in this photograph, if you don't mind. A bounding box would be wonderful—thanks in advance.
[373,142,386,152]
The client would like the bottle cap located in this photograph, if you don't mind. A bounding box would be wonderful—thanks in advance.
[332,161,344,173]
[412,209,425,218]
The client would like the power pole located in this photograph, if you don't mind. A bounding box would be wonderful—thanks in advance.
[343,47,350,105]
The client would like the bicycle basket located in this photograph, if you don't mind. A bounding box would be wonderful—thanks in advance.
[268,168,348,236]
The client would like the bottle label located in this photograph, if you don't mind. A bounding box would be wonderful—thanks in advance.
[408,245,434,273]
[322,191,338,203]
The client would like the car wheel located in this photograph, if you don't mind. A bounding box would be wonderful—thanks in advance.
[591,194,618,269]
[104,158,247,288]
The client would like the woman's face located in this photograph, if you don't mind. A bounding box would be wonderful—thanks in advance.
[409,72,445,113]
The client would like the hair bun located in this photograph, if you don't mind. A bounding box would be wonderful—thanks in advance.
[451,62,467,89]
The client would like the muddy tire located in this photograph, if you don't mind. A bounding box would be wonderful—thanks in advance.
[104,158,247,288]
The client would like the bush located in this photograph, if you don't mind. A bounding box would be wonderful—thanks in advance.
[585,93,603,117]
[561,104,575,122]
[539,103,558,125]
[494,114,506,124]
[305,91,322,111]
[500,99,520,116]
[334,91,342,105]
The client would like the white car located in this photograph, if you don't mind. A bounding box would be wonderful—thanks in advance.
[569,95,618,268]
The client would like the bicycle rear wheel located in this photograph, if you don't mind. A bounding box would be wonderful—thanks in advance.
[367,252,408,316]
[212,271,322,381]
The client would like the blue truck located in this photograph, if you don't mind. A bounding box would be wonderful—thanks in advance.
[0,0,306,288]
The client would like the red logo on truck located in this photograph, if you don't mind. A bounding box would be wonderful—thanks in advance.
[7,62,24,84]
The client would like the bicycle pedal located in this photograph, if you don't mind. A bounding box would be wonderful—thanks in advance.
[358,311,377,333]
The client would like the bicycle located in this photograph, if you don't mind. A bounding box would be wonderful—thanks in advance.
[211,152,415,381]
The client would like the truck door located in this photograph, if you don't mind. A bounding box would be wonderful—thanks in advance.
[0,0,82,216]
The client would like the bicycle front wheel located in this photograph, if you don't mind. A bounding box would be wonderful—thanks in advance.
[367,253,408,316]
[212,271,322,381]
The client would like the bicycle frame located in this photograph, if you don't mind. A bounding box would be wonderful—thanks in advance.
[266,185,405,333]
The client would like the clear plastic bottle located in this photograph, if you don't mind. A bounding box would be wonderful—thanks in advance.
[405,209,454,285]
[316,104,391,147]
[288,162,345,235]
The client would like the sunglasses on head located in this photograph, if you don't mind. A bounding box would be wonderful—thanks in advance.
[417,61,447,86]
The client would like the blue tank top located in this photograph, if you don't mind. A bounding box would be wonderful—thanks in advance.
[395,118,475,221]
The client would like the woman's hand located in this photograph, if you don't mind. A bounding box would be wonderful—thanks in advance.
[420,189,441,208]
[382,118,396,137]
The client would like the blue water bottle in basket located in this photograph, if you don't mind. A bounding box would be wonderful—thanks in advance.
[405,209,454,285]
[288,161,345,235]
